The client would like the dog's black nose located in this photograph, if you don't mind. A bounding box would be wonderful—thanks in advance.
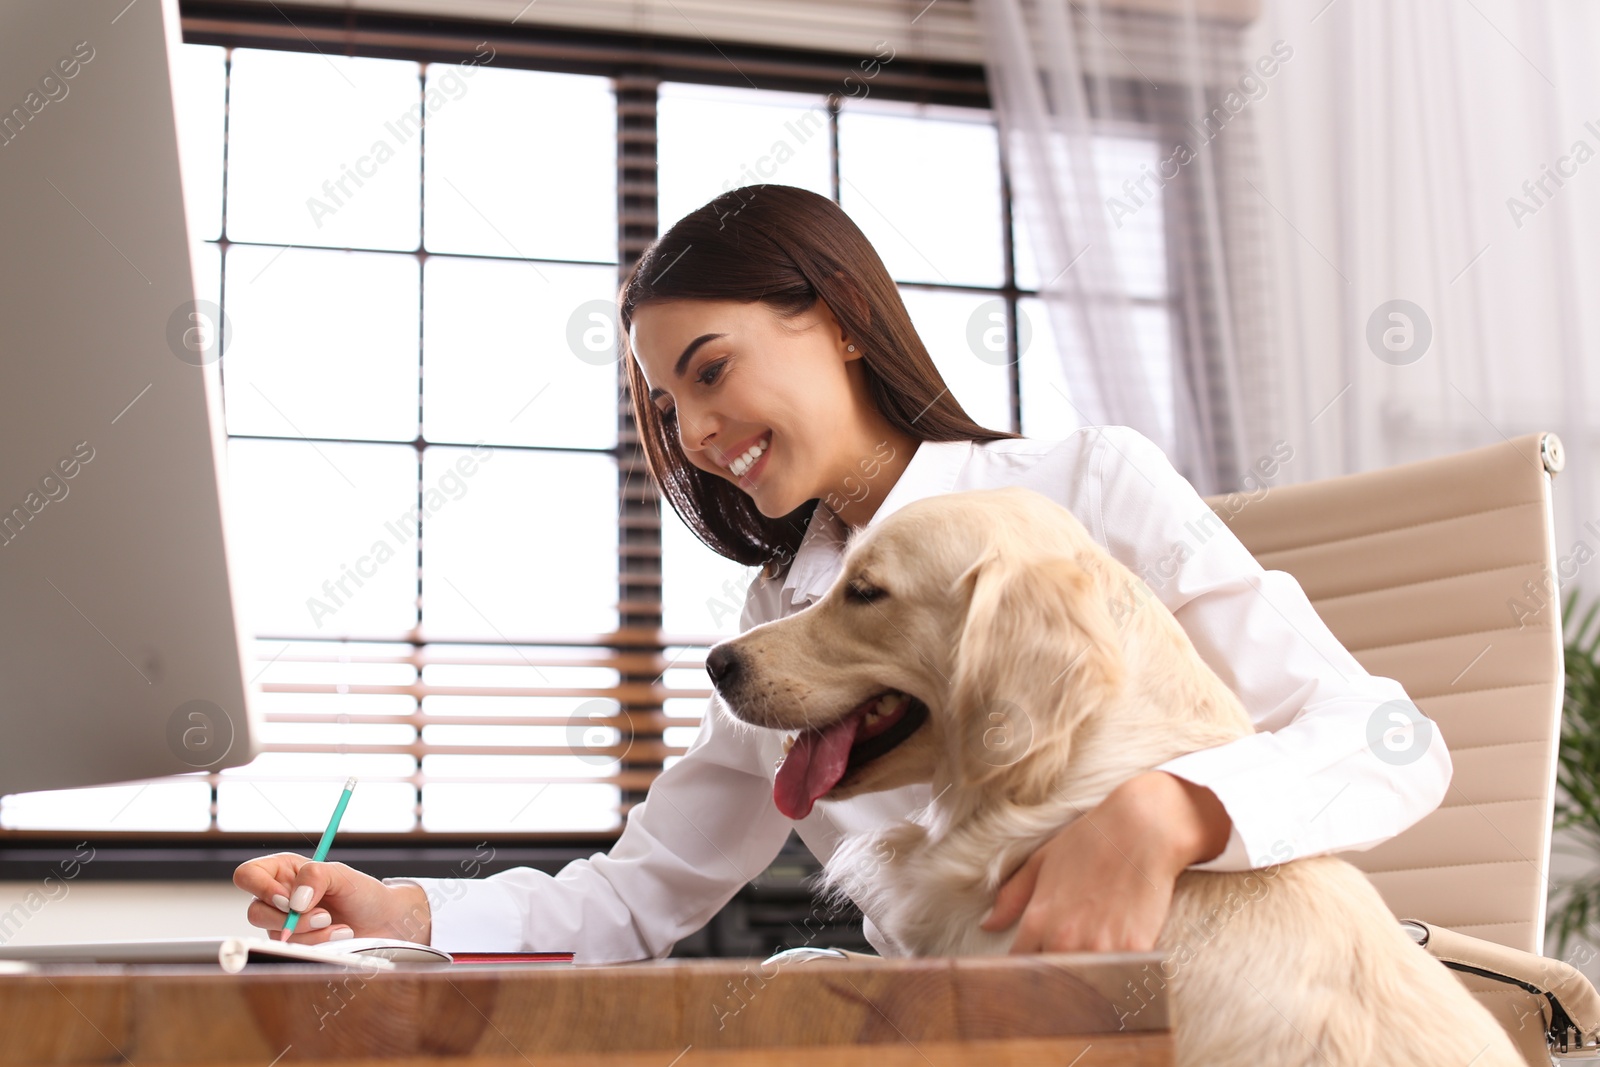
[705,644,741,691]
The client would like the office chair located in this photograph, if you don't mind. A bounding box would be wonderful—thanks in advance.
[1203,431,1598,1064]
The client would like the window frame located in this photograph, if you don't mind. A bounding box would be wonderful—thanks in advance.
[0,0,1183,878]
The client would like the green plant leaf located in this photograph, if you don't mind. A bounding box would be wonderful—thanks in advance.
[1549,585,1600,956]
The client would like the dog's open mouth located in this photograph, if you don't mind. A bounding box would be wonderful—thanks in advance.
[772,690,929,820]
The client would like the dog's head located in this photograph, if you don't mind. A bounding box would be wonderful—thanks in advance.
[709,485,1127,820]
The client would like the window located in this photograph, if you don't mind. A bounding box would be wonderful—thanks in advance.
[0,21,1175,843]
[1015,132,1177,445]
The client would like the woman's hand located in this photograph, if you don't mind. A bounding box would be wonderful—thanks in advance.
[233,852,433,945]
[978,770,1231,953]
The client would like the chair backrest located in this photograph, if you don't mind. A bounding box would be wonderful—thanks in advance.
[1201,432,1566,954]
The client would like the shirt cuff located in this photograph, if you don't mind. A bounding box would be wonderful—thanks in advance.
[382,874,531,952]
[1154,743,1287,872]
[1186,820,1253,871]
[1153,732,1365,873]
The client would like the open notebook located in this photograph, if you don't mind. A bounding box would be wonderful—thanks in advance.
[0,937,574,973]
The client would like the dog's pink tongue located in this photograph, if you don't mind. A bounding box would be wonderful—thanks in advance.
[774,713,863,821]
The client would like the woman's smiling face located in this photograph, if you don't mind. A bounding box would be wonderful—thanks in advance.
[630,297,901,523]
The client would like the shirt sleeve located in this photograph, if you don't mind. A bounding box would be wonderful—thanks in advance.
[386,577,796,963]
[1087,425,1453,872]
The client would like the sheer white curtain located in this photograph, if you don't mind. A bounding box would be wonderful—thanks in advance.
[979,0,1600,967]
[1245,0,1600,530]
[973,0,1167,456]
[1243,0,1600,975]
[976,0,1600,532]
[973,0,1279,495]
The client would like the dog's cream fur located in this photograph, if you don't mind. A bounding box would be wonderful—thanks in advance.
[713,486,1521,1067]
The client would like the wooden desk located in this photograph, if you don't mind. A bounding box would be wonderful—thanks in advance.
[0,954,1172,1065]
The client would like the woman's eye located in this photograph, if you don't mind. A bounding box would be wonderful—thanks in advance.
[653,360,723,424]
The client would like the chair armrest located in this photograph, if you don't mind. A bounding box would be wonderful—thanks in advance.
[1404,918,1600,1057]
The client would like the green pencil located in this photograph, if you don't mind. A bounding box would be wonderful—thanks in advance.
[281,776,357,942]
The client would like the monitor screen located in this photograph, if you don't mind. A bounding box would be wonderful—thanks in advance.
[0,0,259,797]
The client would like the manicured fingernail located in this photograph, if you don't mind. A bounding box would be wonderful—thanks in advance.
[289,885,313,912]
[328,927,353,941]
[271,894,291,912]
[308,911,332,929]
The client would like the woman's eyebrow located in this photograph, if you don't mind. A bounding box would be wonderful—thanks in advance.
[647,333,727,402]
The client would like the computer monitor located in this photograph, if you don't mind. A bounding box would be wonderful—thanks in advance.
[0,0,259,797]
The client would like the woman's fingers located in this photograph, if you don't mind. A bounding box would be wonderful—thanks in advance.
[283,860,341,916]
[288,927,354,944]
[1009,921,1042,954]
[244,902,355,940]
[245,898,281,930]
[238,856,395,942]
[241,902,342,934]
[233,852,306,907]
[980,852,1042,932]
[238,855,337,928]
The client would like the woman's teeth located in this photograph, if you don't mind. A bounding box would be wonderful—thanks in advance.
[729,434,770,477]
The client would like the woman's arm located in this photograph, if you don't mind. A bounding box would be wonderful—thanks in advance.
[1092,425,1451,869]
[390,579,796,963]
[981,426,1452,950]
[388,722,794,961]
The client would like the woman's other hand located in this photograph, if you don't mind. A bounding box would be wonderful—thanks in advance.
[978,770,1231,952]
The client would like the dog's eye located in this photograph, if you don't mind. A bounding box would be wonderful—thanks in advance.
[846,581,886,604]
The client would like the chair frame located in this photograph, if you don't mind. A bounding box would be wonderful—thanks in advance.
[1202,431,1589,1065]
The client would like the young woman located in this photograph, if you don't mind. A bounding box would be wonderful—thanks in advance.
[234,184,1451,960]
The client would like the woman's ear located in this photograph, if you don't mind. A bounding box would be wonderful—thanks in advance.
[946,552,1125,793]
[826,271,871,348]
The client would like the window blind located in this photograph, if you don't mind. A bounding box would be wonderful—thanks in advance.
[0,3,1205,842]
[193,0,1261,66]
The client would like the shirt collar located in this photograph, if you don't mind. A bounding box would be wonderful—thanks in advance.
[780,438,972,609]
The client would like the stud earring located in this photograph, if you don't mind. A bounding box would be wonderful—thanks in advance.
[847,344,856,352]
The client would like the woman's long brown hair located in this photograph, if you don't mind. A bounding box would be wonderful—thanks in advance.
[618,184,1020,581]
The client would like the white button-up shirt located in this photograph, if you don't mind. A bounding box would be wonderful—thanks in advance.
[389,428,1452,962]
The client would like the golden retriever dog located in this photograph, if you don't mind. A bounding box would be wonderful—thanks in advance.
[707,485,1520,1067]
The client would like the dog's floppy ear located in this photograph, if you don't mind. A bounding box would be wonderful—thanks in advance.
[946,551,1125,794]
